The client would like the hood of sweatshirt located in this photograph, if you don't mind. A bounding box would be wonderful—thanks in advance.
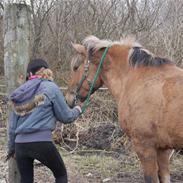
[10,78,43,104]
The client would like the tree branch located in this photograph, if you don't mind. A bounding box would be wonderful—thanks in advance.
[0,2,4,10]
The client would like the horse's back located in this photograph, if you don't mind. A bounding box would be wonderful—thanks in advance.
[119,65,183,149]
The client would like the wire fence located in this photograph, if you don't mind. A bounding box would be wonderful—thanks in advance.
[0,81,108,96]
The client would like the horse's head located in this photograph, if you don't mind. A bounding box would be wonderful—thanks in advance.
[66,39,104,107]
[66,35,149,107]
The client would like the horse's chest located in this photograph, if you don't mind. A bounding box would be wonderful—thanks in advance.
[118,110,133,137]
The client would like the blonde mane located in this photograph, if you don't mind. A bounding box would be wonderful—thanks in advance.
[83,35,141,51]
[83,35,173,68]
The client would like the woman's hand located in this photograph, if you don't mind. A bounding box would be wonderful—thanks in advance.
[5,151,15,162]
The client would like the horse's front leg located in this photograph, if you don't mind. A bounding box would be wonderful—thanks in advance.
[157,149,173,183]
[134,141,159,183]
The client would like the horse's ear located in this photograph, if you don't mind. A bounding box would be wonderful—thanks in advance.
[71,43,86,56]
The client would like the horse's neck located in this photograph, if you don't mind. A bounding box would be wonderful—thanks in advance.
[101,69,127,103]
[101,45,130,102]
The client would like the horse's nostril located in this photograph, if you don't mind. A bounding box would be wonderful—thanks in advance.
[70,91,76,95]
[65,95,76,108]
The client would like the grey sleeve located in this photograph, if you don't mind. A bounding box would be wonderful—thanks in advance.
[52,86,81,123]
[8,111,18,154]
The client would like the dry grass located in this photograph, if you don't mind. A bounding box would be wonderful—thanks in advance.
[0,91,183,183]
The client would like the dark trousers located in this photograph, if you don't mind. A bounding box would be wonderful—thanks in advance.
[15,142,68,183]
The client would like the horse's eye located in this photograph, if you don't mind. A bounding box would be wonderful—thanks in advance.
[73,65,79,71]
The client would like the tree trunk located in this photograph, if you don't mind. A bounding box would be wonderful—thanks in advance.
[3,3,30,183]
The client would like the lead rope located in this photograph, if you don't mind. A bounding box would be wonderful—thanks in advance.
[81,45,111,113]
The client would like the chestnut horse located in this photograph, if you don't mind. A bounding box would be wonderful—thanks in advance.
[65,36,183,183]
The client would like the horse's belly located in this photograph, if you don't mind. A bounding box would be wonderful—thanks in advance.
[118,103,183,149]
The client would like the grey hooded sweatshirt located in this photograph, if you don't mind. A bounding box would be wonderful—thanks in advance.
[8,78,81,154]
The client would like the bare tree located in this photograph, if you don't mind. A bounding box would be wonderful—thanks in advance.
[0,2,4,75]
[1,0,183,78]
[30,0,56,58]
[0,2,4,10]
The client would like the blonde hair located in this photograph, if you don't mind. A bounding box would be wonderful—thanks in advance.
[36,68,54,81]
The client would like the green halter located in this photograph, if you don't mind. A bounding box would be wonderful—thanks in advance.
[81,45,111,113]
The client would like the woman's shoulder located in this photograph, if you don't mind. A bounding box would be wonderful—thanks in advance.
[41,80,58,88]
[40,80,60,97]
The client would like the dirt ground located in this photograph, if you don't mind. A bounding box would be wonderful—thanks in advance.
[0,126,183,183]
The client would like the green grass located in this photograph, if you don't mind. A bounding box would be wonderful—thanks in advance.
[61,149,141,180]
[58,146,183,182]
